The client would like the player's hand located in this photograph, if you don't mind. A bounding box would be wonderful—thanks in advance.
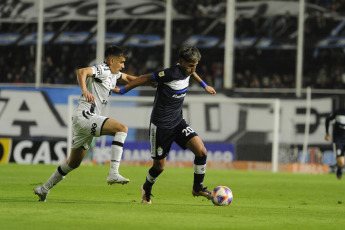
[205,86,216,95]
[150,81,157,88]
[82,90,95,102]
[113,86,121,94]
[325,133,330,142]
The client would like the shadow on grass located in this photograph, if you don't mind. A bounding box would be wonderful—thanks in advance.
[0,197,212,207]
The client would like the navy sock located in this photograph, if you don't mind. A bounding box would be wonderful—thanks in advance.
[143,166,163,192]
[193,155,207,191]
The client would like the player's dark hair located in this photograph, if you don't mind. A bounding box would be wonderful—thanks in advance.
[105,45,128,59]
[178,45,201,62]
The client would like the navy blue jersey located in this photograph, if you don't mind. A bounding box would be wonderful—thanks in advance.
[325,109,345,143]
[151,65,190,129]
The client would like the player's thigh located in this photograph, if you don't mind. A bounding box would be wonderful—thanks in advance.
[186,136,206,157]
[337,155,345,166]
[101,118,128,135]
[67,147,88,168]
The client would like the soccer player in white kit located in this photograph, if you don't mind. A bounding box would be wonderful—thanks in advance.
[34,46,136,202]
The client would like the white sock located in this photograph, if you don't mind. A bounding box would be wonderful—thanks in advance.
[42,162,74,191]
[109,132,127,175]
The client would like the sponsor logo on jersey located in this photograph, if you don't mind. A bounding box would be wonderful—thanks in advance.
[158,71,165,77]
[96,66,102,75]
[91,123,97,136]
[172,93,186,98]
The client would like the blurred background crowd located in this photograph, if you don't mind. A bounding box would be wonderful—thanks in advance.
[1,0,345,89]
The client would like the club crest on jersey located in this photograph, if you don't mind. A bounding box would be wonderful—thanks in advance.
[158,71,165,77]
[157,146,163,156]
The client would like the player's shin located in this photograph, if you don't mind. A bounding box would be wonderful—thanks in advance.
[141,167,162,203]
[109,132,127,174]
[42,162,74,191]
[143,167,162,192]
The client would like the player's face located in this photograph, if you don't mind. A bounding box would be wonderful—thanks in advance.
[109,56,126,74]
[179,59,198,76]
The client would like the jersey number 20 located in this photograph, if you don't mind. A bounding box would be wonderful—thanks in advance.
[182,127,194,136]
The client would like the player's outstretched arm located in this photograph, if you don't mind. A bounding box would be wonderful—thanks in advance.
[120,73,138,84]
[191,72,216,95]
[113,73,154,94]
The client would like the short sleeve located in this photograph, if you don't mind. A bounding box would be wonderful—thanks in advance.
[117,72,122,80]
[91,65,103,77]
[153,69,173,83]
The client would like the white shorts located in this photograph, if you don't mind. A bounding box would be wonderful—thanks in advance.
[71,109,108,149]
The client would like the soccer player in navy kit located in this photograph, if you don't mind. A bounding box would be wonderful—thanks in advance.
[115,46,216,204]
[325,108,345,179]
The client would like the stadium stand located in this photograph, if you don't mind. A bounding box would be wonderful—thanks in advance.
[1,0,345,89]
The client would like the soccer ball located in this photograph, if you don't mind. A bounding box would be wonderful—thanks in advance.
[212,186,233,206]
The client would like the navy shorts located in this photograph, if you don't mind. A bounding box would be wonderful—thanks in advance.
[334,140,345,157]
[149,119,198,159]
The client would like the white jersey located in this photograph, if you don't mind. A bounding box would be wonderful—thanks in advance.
[71,62,122,149]
[76,62,122,115]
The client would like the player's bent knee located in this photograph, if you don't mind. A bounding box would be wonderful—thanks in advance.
[154,165,164,172]
[153,161,165,172]
[201,149,207,156]
[195,147,207,158]
[117,124,128,133]
[68,162,81,169]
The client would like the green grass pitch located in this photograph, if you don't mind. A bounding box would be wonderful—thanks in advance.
[0,163,344,230]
